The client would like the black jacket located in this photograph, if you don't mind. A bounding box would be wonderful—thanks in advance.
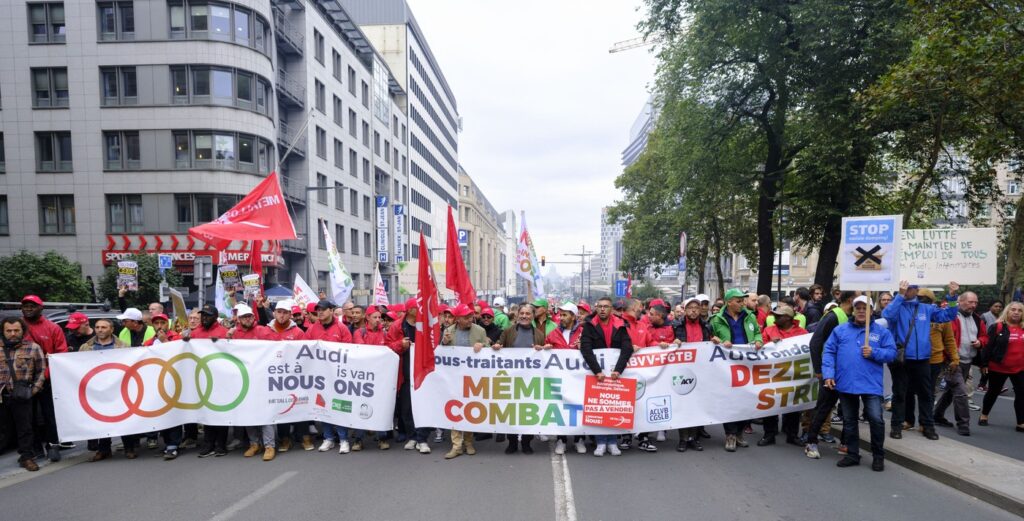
[803,301,823,326]
[809,311,842,374]
[580,315,634,375]
[673,319,711,343]
[480,322,502,344]
[982,322,1012,366]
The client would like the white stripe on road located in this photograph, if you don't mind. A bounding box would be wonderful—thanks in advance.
[207,471,297,521]
[551,443,577,521]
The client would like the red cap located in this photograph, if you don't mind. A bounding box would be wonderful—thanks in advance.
[151,313,169,322]
[385,311,399,320]
[21,295,43,306]
[481,308,495,317]
[649,298,667,309]
[451,303,474,317]
[439,304,451,314]
[291,305,302,315]
[577,302,592,314]
[404,297,417,310]
[66,312,89,329]
[390,303,406,313]
[306,302,317,313]
[475,300,488,308]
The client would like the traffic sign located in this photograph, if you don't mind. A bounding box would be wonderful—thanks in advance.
[378,252,388,263]
[158,254,173,270]
[615,279,628,297]
[457,229,469,246]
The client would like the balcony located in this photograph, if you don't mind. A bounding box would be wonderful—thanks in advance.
[277,120,306,158]
[273,9,304,55]
[276,68,305,108]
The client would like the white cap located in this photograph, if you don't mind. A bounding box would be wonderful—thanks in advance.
[853,296,873,308]
[493,297,506,307]
[683,297,701,308]
[696,294,711,303]
[824,302,838,312]
[234,303,254,316]
[274,299,294,311]
[117,308,143,321]
[557,302,579,315]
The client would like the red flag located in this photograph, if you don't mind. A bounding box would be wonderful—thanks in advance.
[188,172,296,250]
[249,240,263,296]
[445,206,477,306]
[626,275,633,299]
[414,234,441,389]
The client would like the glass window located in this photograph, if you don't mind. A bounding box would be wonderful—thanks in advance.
[57,133,72,170]
[238,135,254,165]
[50,4,65,39]
[258,140,270,174]
[53,68,68,104]
[194,133,212,161]
[108,195,125,232]
[39,195,75,235]
[33,69,52,106]
[101,68,118,104]
[99,3,116,36]
[29,4,48,42]
[125,132,140,166]
[211,69,233,104]
[174,133,190,167]
[234,8,249,46]
[171,67,188,100]
[214,133,234,161]
[193,67,210,96]
[0,197,9,235]
[175,195,192,230]
[254,17,265,52]
[190,4,208,32]
[170,4,185,35]
[256,78,267,114]
[29,3,65,43]
[121,68,137,100]
[236,72,252,102]
[120,3,134,34]
[37,133,55,165]
[210,4,230,40]
[196,195,215,222]
[105,133,122,165]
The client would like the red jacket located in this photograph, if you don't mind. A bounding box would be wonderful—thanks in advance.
[304,319,352,343]
[143,330,181,346]
[642,324,676,347]
[25,316,68,378]
[545,325,582,349]
[231,324,274,340]
[761,324,808,344]
[623,314,646,347]
[268,321,306,341]
[355,325,387,346]
[190,323,229,339]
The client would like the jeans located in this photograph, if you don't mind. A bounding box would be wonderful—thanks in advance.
[1,395,36,461]
[981,370,1023,424]
[934,364,971,428]
[594,434,616,446]
[350,430,386,441]
[321,423,348,442]
[891,359,935,429]
[839,393,884,461]
[162,425,182,450]
[246,425,276,447]
[805,382,840,444]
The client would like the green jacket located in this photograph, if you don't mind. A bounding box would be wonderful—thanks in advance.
[533,318,557,336]
[709,309,761,344]
[493,311,510,330]
[118,325,155,347]
[441,323,489,346]
[765,312,807,329]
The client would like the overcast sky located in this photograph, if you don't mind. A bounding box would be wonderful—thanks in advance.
[408,0,657,274]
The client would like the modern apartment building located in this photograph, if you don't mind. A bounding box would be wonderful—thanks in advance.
[0,0,411,304]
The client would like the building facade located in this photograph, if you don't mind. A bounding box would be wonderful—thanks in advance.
[457,167,505,299]
[499,209,524,299]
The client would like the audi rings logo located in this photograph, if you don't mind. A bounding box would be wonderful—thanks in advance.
[78,353,250,422]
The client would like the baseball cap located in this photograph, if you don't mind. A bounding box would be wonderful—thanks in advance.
[117,308,144,321]
[558,302,579,315]
[315,299,336,310]
[613,299,626,311]
[385,311,399,321]
[683,297,701,308]
[696,294,711,303]
[916,288,936,302]
[476,300,488,309]
[391,302,406,313]
[451,303,474,317]
[66,312,89,329]
[151,313,169,323]
[493,297,506,307]
[824,302,838,312]
[724,288,746,301]
[577,302,592,314]
[649,298,667,309]
[532,298,549,309]
[234,303,254,316]
[291,305,303,315]
[772,304,796,318]
[439,304,451,314]
[21,295,44,306]
[481,308,495,317]
[200,304,218,316]
[853,295,873,308]
[275,300,293,311]
[404,297,417,310]
[305,302,317,313]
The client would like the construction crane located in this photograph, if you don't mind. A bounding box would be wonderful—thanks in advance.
[608,36,661,54]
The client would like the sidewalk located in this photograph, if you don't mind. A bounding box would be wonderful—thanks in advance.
[848,424,1024,517]
[0,444,89,488]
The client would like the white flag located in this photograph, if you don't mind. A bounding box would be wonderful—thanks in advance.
[214,270,234,317]
[322,220,354,304]
[292,272,319,309]
[373,264,389,307]
[515,212,544,298]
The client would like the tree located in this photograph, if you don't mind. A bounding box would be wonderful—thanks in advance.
[98,254,183,308]
[632,280,665,301]
[0,251,93,303]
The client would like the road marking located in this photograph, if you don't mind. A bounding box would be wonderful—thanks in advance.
[550,443,577,521]
[207,470,297,521]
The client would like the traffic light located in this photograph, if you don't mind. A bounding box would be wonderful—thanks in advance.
[541,256,546,267]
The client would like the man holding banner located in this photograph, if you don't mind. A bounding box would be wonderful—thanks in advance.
[579,297,634,457]
[709,289,762,452]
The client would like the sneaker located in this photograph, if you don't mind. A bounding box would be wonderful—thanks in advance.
[1000,387,1010,395]
[404,440,418,450]
[163,449,178,461]
[417,442,431,454]
[243,443,260,458]
[262,447,276,461]
[181,438,198,450]
[821,433,836,443]
[594,444,606,457]
[337,440,351,454]
[889,428,902,439]
[804,443,821,459]
[318,439,336,452]
[147,438,159,450]
[756,436,776,447]
[837,444,848,455]
[677,440,688,453]
[688,438,703,451]
[743,424,754,435]
[522,441,534,454]
[213,449,228,457]
[831,415,843,425]
[538,435,550,442]
[226,439,242,451]
[968,403,982,411]
[923,429,939,440]
[58,441,76,450]
[656,431,667,442]
[608,444,622,456]
[277,437,292,453]
[977,385,987,392]
[47,444,62,462]
[637,440,657,452]
[554,440,566,455]
[351,439,363,452]
[302,435,315,451]
[836,456,859,467]
[434,429,444,443]
[575,439,587,454]
[872,457,884,472]
[197,448,216,458]
[957,426,971,436]
[725,435,737,452]
[934,417,954,428]
[698,427,711,439]
[736,434,749,448]
[617,435,632,450]
[378,440,390,450]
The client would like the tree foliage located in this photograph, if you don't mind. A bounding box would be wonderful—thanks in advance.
[0,251,93,303]
[98,254,183,308]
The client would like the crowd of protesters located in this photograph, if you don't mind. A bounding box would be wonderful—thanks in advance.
[2,279,1021,472]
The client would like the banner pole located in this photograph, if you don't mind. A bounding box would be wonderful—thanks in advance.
[864,290,872,349]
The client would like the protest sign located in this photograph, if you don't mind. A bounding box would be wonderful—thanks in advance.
[582,375,636,429]
[218,264,241,292]
[50,340,399,440]
[900,228,997,285]
[242,273,261,300]
[116,261,138,291]
[839,215,902,291]
[412,335,817,434]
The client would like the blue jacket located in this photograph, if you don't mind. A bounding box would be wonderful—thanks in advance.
[881,294,959,360]
[822,320,897,395]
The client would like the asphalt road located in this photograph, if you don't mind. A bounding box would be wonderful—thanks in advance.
[0,428,1018,521]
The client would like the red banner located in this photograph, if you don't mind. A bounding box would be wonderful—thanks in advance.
[582,375,636,430]
[188,172,296,250]
[445,205,477,306]
[414,234,441,389]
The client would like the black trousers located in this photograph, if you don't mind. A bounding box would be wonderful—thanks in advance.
[981,370,1024,424]
[201,426,229,452]
[891,359,935,429]
[1,396,36,461]
[805,382,840,444]
[98,434,139,454]
[763,412,800,438]
[33,382,58,447]
[396,382,429,442]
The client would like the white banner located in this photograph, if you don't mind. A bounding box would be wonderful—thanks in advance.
[293,273,319,309]
[900,227,997,285]
[50,340,399,441]
[412,335,817,434]
[839,215,903,291]
[515,211,544,298]
[322,220,354,304]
